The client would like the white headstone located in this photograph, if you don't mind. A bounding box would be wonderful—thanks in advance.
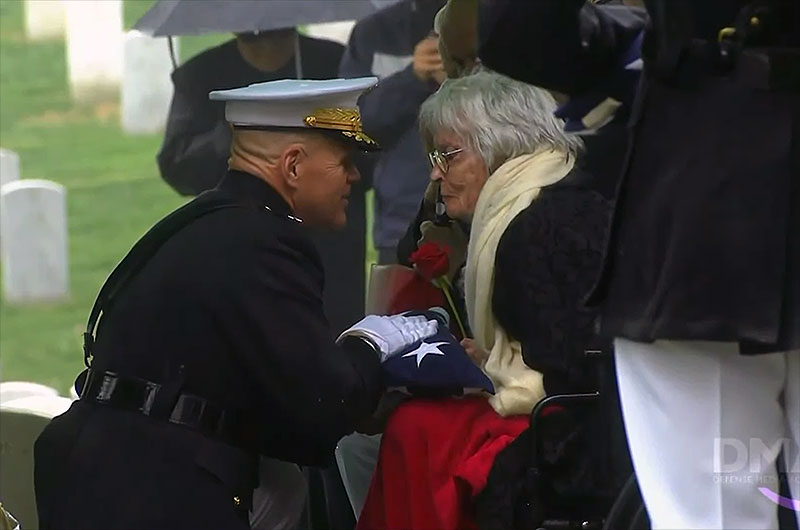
[0,180,69,303]
[0,381,59,405]
[24,0,66,41]
[0,148,20,188]
[65,0,123,105]
[121,30,176,135]
[303,21,356,46]
[1,395,74,529]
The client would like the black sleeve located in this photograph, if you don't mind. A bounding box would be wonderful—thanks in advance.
[221,225,383,462]
[156,76,231,196]
[478,0,646,94]
[492,188,611,394]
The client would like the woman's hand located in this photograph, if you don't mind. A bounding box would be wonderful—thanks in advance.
[461,338,488,365]
[418,220,468,281]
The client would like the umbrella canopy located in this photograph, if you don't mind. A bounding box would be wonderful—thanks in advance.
[134,0,399,37]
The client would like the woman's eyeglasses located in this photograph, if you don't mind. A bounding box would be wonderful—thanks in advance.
[428,148,463,174]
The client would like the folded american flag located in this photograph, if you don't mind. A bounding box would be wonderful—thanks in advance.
[382,309,495,397]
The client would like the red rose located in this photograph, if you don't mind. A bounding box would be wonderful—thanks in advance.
[409,242,450,281]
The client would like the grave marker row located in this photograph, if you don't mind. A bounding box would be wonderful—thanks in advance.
[24,0,174,133]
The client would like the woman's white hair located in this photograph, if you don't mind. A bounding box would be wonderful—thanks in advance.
[419,69,583,172]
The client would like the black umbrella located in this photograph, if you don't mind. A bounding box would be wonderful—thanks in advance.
[134,0,398,37]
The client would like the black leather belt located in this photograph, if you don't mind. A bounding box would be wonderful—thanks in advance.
[80,370,252,449]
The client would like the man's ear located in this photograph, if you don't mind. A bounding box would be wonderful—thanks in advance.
[280,143,306,190]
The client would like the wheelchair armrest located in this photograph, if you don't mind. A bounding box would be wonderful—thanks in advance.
[530,392,600,429]
[528,392,601,474]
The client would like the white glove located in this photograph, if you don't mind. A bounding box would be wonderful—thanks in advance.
[337,314,439,363]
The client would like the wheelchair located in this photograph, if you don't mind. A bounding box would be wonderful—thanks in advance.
[472,344,649,530]
[523,377,797,530]
[525,391,650,530]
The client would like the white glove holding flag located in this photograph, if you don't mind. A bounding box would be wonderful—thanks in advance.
[337,314,439,363]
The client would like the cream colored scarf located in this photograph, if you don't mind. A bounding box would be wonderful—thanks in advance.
[465,149,575,416]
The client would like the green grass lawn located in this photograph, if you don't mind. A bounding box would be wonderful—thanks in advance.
[0,0,375,393]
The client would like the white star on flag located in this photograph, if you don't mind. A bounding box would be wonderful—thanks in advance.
[402,341,448,367]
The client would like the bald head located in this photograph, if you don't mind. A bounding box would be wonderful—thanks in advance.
[228,128,361,229]
[230,129,307,168]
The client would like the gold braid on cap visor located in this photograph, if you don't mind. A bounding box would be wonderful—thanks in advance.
[304,108,378,147]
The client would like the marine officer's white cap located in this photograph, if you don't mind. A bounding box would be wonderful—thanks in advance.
[209,77,380,151]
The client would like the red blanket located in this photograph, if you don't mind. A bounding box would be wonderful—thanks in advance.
[356,396,529,530]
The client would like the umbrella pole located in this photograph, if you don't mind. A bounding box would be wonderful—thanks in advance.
[294,32,303,79]
[168,36,178,70]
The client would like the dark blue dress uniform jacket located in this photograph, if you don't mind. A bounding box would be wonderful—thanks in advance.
[33,171,383,529]
[156,36,368,338]
[479,0,800,353]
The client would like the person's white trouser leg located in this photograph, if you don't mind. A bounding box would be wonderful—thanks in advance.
[614,339,798,530]
[249,457,307,530]
[335,433,381,518]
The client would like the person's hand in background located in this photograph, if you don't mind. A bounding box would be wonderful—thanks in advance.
[413,35,446,85]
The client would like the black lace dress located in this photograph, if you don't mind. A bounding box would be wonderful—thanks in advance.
[477,168,632,529]
[492,168,611,395]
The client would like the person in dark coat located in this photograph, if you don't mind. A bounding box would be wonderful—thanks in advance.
[156,29,367,339]
[33,78,440,530]
[157,32,366,528]
[473,1,800,528]
[353,70,616,530]
[339,0,446,264]
[158,29,340,194]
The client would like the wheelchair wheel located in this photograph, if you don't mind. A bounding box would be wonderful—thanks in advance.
[602,474,650,530]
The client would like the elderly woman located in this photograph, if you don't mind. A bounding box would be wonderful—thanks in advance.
[355,70,614,530]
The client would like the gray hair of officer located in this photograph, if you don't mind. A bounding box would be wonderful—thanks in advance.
[419,69,583,173]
